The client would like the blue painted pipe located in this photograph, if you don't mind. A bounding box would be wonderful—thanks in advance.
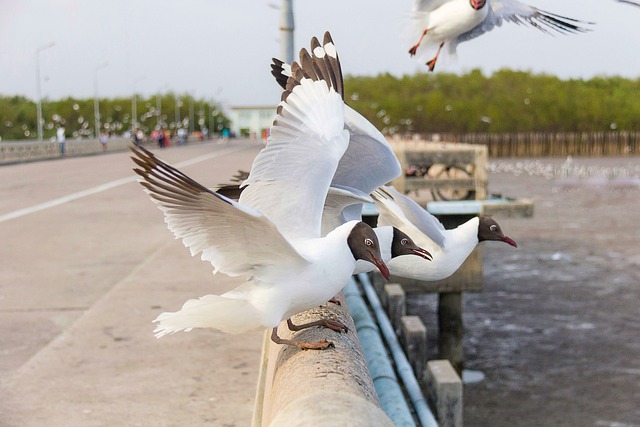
[357,273,439,427]
[345,279,417,427]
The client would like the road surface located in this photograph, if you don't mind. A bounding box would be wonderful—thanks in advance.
[0,140,265,426]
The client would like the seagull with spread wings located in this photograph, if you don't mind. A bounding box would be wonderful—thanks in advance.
[408,0,592,71]
[131,33,392,350]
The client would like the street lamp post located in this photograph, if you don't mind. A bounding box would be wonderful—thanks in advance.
[189,93,195,134]
[35,42,55,142]
[156,95,162,129]
[209,101,214,135]
[131,75,146,133]
[175,95,181,129]
[157,83,169,129]
[93,62,108,138]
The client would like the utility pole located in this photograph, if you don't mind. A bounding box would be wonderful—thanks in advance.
[93,62,108,138]
[280,0,294,64]
[35,42,55,142]
[132,75,146,133]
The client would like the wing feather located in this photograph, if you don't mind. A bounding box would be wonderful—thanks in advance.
[372,185,446,249]
[240,32,349,241]
[456,0,591,46]
[131,146,308,277]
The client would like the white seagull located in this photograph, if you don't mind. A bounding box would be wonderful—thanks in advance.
[408,0,591,71]
[131,33,392,350]
[372,185,517,281]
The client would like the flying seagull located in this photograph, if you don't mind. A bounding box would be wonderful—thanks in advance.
[408,0,592,71]
[132,33,392,350]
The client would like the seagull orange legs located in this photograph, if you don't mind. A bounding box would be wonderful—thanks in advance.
[409,28,430,56]
[426,42,445,72]
[409,29,445,72]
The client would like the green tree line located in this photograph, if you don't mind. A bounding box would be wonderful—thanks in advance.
[0,93,229,141]
[344,69,640,135]
[3,69,640,141]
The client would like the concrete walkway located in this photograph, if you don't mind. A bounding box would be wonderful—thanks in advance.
[0,140,265,426]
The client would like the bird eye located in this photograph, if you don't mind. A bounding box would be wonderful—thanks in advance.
[365,238,374,247]
[401,238,409,245]
[490,225,497,232]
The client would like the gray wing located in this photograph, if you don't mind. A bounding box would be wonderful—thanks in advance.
[456,0,590,46]
[332,104,402,196]
[321,185,372,236]
[271,53,400,197]
[372,185,446,249]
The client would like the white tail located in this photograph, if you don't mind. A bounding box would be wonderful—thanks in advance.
[153,294,263,338]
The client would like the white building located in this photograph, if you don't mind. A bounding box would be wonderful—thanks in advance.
[229,106,277,139]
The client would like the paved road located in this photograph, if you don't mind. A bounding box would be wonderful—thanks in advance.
[0,140,265,426]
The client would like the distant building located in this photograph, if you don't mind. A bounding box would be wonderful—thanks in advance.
[229,106,276,139]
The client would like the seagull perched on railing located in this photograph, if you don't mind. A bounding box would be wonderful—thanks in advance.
[408,0,591,71]
[372,185,517,281]
[132,33,394,350]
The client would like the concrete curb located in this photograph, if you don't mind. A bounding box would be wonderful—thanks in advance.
[252,292,393,427]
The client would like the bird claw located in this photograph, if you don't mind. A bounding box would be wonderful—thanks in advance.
[327,297,341,305]
[298,339,335,350]
[323,319,349,333]
[408,46,418,56]
[426,58,437,72]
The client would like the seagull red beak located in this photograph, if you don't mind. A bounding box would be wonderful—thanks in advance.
[411,247,433,261]
[501,236,518,248]
[369,251,390,280]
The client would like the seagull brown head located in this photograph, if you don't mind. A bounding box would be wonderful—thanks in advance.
[391,227,432,261]
[478,216,517,248]
[348,222,390,280]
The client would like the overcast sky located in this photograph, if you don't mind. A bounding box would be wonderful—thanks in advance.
[1,0,639,110]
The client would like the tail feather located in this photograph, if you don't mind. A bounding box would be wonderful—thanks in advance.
[153,294,263,337]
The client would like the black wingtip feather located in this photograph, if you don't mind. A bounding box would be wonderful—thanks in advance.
[276,31,344,106]
[130,146,234,206]
[270,57,293,90]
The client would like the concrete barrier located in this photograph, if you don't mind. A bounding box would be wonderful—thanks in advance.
[252,292,394,427]
[0,138,133,163]
[425,360,463,427]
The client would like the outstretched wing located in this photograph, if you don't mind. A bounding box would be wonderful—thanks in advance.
[269,40,401,227]
[336,105,401,194]
[131,146,308,277]
[240,32,350,241]
[209,180,372,237]
[456,0,590,46]
[372,185,446,249]
[321,185,373,236]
